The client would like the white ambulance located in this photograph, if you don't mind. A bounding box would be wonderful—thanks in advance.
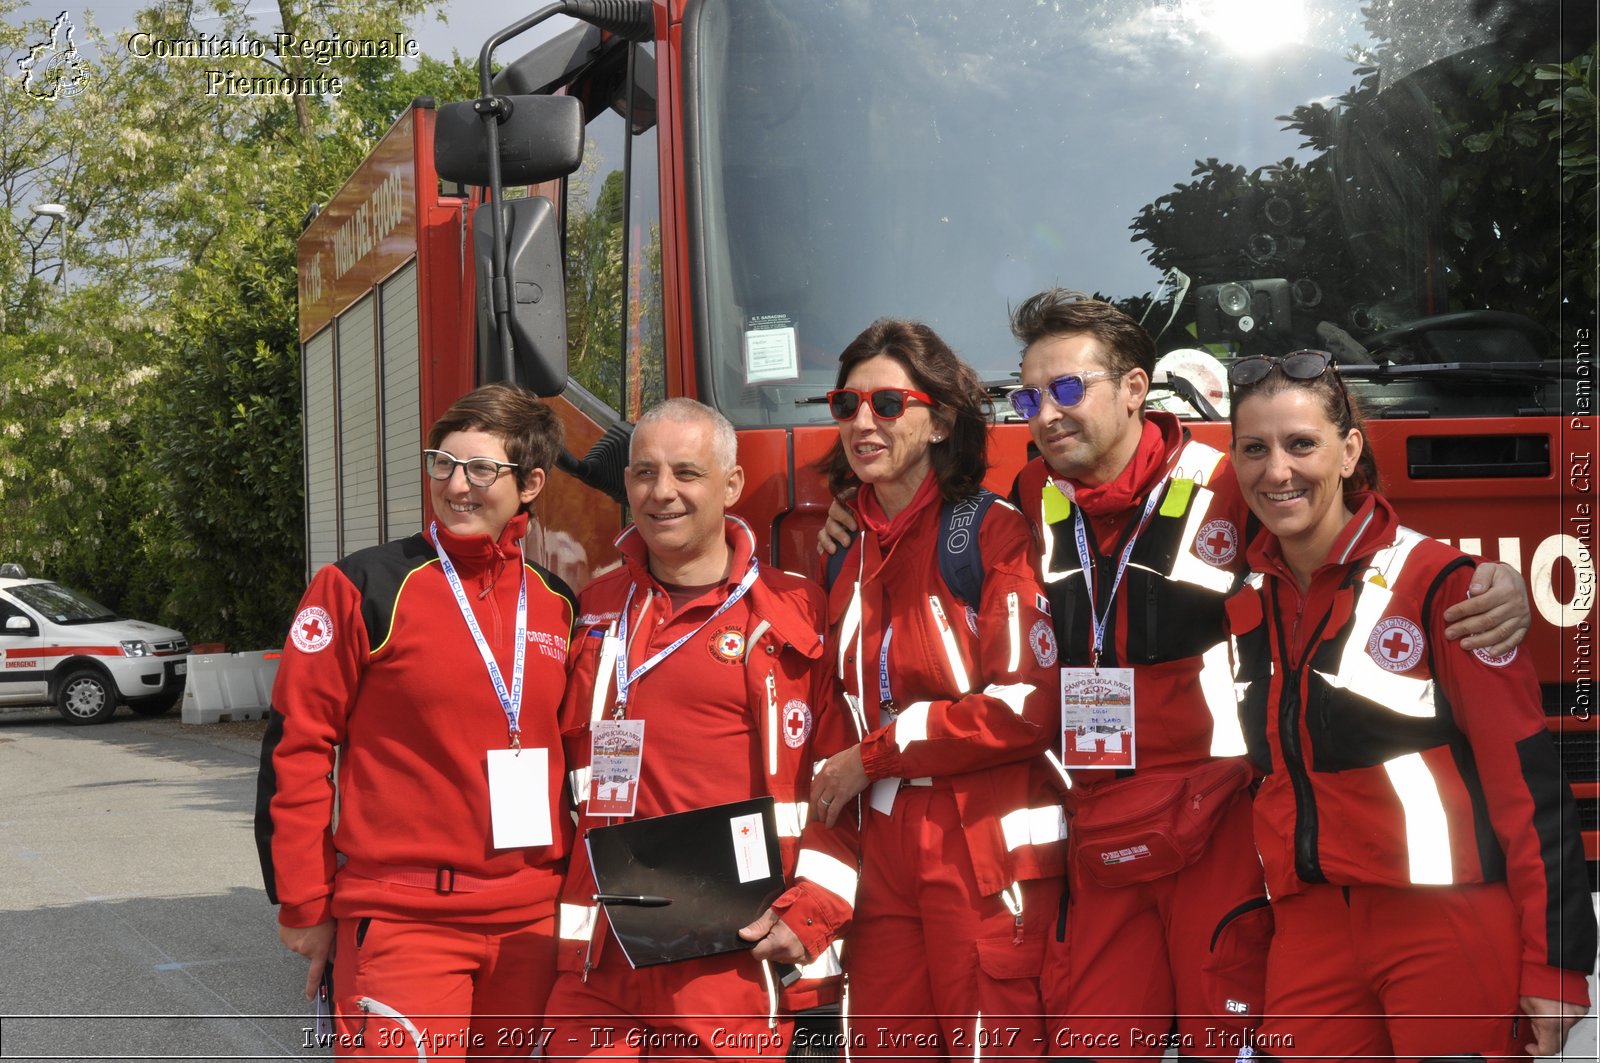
[0,565,190,724]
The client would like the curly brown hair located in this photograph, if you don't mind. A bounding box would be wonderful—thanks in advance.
[816,318,990,502]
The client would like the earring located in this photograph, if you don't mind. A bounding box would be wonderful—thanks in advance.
[932,435,944,443]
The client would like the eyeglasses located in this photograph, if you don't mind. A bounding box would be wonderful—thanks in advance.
[1007,370,1118,419]
[826,387,937,421]
[423,449,519,489]
[1226,349,1337,387]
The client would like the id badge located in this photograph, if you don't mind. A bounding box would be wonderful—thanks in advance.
[486,747,552,848]
[1060,666,1136,769]
[588,719,645,817]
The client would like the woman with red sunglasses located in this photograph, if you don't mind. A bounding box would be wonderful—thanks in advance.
[808,318,1066,1058]
[1224,352,1595,1061]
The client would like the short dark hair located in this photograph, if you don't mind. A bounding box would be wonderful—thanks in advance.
[1230,367,1380,497]
[1010,288,1155,378]
[817,318,989,502]
[427,383,564,492]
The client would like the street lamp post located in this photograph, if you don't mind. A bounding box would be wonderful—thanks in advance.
[29,202,68,288]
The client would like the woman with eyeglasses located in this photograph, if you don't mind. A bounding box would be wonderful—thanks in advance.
[806,318,1066,1057]
[257,383,577,1060]
[1223,351,1595,1060]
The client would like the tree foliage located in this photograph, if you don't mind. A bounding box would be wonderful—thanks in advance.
[0,0,477,646]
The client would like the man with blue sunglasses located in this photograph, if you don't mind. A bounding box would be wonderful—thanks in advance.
[1002,289,1531,1062]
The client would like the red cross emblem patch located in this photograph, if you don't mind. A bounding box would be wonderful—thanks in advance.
[1195,519,1239,566]
[1366,616,1424,672]
[783,699,812,748]
[709,626,745,664]
[290,606,334,654]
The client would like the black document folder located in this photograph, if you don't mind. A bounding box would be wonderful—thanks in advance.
[586,795,786,968]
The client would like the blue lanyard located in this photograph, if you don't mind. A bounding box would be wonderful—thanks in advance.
[877,623,895,713]
[613,561,761,716]
[1070,488,1163,669]
[431,522,527,747]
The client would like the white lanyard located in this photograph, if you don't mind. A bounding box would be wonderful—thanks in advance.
[431,522,527,748]
[612,560,761,717]
[1070,488,1163,669]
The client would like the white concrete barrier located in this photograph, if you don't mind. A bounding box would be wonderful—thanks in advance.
[180,650,280,724]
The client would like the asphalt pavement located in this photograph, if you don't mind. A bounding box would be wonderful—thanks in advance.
[0,704,1595,1062]
[0,705,313,1062]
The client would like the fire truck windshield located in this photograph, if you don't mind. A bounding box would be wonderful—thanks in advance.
[687,0,1586,428]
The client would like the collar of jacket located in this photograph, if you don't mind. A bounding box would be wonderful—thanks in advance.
[1244,491,1397,590]
[614,515,824,660]
[425,511,530,573]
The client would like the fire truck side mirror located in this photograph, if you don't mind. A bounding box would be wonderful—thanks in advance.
[473,197,568,396]
[435,95,585,186]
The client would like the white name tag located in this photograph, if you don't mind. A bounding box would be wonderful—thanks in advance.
[729,811,771,883]
[1060,666,1137,769]
[487,747,552,849]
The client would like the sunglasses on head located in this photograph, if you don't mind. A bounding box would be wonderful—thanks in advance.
[1226,350,1336,387]
[826,387,937,421]
[1007,369,1118,420]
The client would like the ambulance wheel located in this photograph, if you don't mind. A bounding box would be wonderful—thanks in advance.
[55,669,116,725]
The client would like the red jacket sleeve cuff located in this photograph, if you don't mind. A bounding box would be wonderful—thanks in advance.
[279,897,334,929]
[859,728,901,780]
[771,881,851,961]
[1520,961,1594,1008]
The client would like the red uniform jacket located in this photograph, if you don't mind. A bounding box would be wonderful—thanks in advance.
[1227,493,1596,1005]
[828,482,1067,898]
[257,513,576,927]
[556,516,857,1011]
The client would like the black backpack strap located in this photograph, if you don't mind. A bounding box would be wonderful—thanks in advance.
[822,530,858,592]
[937,490,1000,608]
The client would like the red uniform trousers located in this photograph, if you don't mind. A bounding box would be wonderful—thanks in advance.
[1252,882,1525,1062]
[330,908,558,1060]
[845,787,1061,1060]
[542,949,790,1061]
[1042,793,1270,1061]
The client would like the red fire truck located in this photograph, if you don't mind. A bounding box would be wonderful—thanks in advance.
[297,0,1596,864]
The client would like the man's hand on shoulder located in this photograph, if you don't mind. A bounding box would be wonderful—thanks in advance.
[1442,561,1530,656]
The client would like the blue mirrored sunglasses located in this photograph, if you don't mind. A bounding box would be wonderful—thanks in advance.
[1008,370,1118,419]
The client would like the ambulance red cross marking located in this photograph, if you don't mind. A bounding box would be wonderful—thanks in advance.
[1381,630,1412,660]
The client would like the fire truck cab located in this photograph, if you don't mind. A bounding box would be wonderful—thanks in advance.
[297,0,1597,864]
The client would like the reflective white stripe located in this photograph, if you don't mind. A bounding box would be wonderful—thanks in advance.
[590,624,619,724]
[839,582,862,682]
[568,766,591,805]
[841,969,855,1063]
[767,671,779,776]
[760,959,778,1030]
[893,701,932,751]
[559,902,597,941]
[843,691,866,739]
[774,800,809,838]
[982,681,1033,716]
[1202,640,1248,756]
[797,938,843,980]
[1169,483,1239,593]
[974,1010,983,1063]
[1171,439,1226,485]
[999,804,1069,851]
[357,997,428,1062]
[1322,553,1437,718]
[1045,749,1072,790]
[1383,752,1454,884]
[796,848,860,906]
[928,595,972,693]
[1006,591,1021,673]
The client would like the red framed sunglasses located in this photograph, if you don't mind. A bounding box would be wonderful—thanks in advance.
[826,387,937,421]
